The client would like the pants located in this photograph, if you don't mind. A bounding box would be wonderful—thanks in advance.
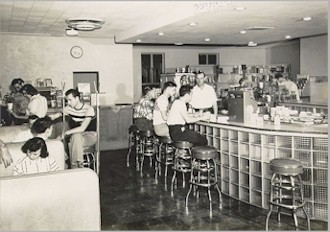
[133,118,153,131]
[169,125,207,146]
[154,123,170,137]
[68,131,97,165]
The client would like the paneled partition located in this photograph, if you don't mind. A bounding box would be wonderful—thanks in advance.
[190,121,328,221]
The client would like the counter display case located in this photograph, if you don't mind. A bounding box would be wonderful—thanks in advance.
[190,121,328,221]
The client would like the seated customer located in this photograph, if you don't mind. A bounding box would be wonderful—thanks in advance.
[167,85,210,146]
[153,81,177,137]
[12,115,39,143]
[133,86,159,131]
[13,137,59,175]
[0,139,13,168]
[50,89,96,168]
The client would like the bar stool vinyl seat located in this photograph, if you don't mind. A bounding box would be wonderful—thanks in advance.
[174,141,193,149]
[270,158,303,175]
[158,136,173,144]
[191,146,217,160]
[140,130,154,137]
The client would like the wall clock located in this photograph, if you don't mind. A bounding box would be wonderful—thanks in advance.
[70,46,83,59]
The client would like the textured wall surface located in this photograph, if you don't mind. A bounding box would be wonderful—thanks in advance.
[0,35,134,105]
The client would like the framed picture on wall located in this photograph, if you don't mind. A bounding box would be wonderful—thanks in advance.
[45,78,53,87]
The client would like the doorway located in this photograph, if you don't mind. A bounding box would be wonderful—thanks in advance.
[73,72,99,93]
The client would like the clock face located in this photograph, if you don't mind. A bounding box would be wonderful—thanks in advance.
[70,46,83,58]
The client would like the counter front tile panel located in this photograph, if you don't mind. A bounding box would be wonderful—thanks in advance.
[190,121,328,221]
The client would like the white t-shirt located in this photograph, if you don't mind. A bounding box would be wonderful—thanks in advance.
[153,94,169,125]
[190,84,217,109]
[28,94,48,117]
[167,99,187,126]
[279,80,300,100]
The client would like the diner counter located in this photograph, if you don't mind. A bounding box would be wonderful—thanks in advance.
[198,119,328,135]
[191,120,328,221]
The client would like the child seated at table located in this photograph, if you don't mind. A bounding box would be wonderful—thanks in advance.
[13,137,59,175]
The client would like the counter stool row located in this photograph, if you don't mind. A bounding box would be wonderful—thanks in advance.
[126,126,223,211]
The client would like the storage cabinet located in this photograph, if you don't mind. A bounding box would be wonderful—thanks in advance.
[99,105,132,150]
[190,121,328,221]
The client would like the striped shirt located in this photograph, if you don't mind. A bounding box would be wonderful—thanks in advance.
[64,103,96,131]
[13,156,59,175]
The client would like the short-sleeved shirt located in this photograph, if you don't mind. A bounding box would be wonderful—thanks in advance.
[64,103,96,131]
[153,94,169,125]
[167,99,187,126]
[13,156,59,175]
[190,84,217,109]
[28,94,48,118]
[133,96,154,120]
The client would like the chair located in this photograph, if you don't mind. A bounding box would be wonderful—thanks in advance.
[139,130,157,176]
[265,158,310,230]
[155,136,174,184]
[185,146,222,211]
[171,141,193,193]
[126,125,141,170]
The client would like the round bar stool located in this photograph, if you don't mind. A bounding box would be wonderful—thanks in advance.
[265,158,310,231]
[185,146,222,211]
[126,125,140,170]
[139,130,157,176]
[171,141,193,193]
[155,136,174,184]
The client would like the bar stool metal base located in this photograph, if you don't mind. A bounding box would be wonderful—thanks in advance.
[185,146,222,211]
[265,158,311,231]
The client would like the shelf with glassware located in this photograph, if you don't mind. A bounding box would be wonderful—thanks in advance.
[190,120,328,222]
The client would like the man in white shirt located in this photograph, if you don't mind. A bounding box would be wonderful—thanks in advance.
[190,72,218,115]
[167,85,210,146]
[153,81,177,137]
[277,74,300,101]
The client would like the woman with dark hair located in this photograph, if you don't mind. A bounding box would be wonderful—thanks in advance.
[20,84,48,118]
[13,137,59,175]
[1,78,29,125]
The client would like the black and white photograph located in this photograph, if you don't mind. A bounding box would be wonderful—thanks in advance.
[0,1,328,231]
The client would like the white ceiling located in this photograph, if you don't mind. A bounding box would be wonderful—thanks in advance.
[0,1,328,47]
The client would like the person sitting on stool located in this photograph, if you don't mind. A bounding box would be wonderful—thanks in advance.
[167,85,210,146]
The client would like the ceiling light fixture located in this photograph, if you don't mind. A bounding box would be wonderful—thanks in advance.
[303,16,312,21]
[240,30,247,34]
[158,32,165,36]
[65,28,79,36]
[285,35,292,39]
[248,41,257,47]
[189,22,197,26]
[65,18,105,31]
[204,38,211,42]
[136,39,142,43]
[234,6,246,11]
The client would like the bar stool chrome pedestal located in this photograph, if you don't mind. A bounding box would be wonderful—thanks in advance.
[265,158,310,230]
[126,125,140,170]
[139,130,156,176]
[171,141,193,193]
[185,146,222,211]
[155,136,174,184]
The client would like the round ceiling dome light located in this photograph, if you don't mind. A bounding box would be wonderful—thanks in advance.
[65,18,105,31]
[302,16,312,21]
[248,41,257,47]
